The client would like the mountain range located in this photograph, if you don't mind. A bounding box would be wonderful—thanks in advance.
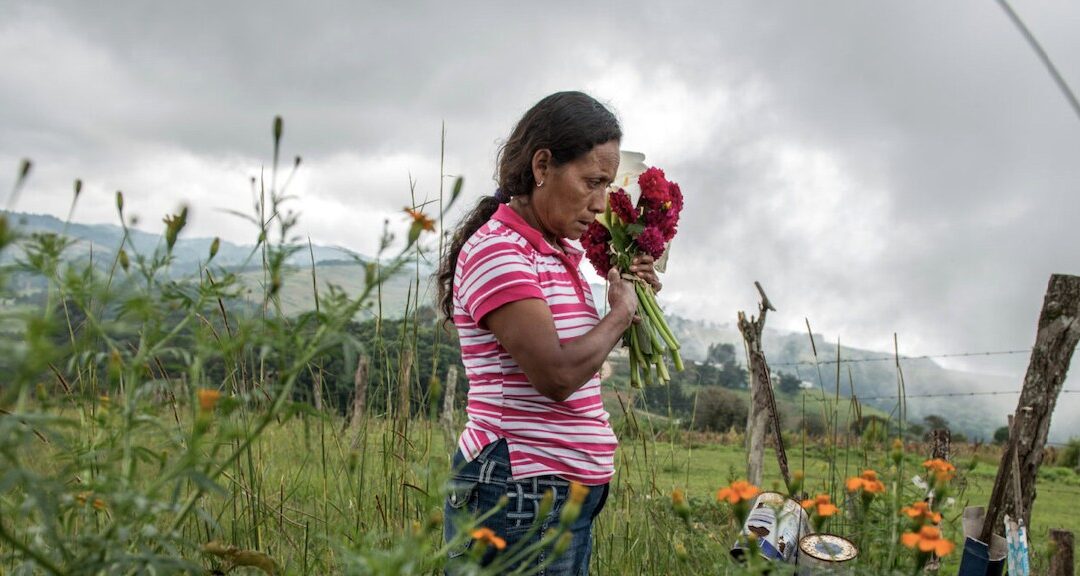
[4,210,1076,442]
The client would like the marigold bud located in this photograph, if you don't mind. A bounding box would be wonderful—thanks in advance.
[198,388,222,412]
[553,531,573,556]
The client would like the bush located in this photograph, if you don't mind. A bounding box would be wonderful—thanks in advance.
[796,410,827,437]
[692,387,747,432]
[1061,437,1080,471]
[993,426,1010,445]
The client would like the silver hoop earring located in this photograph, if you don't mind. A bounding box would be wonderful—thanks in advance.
[537,180,544,188]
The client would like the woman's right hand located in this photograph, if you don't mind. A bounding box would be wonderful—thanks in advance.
[606,267,640,325]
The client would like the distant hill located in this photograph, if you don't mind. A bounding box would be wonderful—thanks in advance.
[658,313,1079,443]
[1,210,364,274]
[5,210,1075,442]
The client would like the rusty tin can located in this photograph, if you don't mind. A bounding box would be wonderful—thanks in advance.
[730,491,811,564]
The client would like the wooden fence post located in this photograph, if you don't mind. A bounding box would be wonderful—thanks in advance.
[929,429,950,461]
[1007,274,1080,528]
[981,274,1080,541]
[738,282,789,490]
[925,429,950,572]
[1049,529,1074,576]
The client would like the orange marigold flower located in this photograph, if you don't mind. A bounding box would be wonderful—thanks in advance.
[716,480,760,504]
[801,494,838,518]
[672,488,691,521]
[569,481,590,505]
[901,501,942,524]
[846,470,886,494]
[846,476,865,492]
[922,458,957,483]
[471,527,507,550]
[863,479,886,494]
[672,488,687,507]
[403,207,436,232]
[901,525,955,557]
[197,388,222,412]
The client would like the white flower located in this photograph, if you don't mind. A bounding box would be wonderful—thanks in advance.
[612,150,648,204]
[912,475,929,491]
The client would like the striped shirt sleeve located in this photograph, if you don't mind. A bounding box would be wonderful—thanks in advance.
[457,235,545,325]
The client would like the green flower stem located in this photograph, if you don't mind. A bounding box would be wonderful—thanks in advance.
[630,281,684,377]
[653,354,670,383]
[671,348,684,372]
[637,284,679,352]
[628,334,642,388]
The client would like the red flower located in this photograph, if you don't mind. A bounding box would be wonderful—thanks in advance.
[636,168,682,242]
[581,221,612,276]
[609,189,638,224]
[663,182,684,241]
[634,226,666,260]
[637,167,671,208]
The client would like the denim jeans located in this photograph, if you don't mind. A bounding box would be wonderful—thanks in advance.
[443,439,609,576]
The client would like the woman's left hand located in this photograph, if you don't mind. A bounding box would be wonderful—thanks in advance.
[629,254,662,293]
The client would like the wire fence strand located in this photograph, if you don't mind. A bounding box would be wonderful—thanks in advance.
[771,349,1032,368]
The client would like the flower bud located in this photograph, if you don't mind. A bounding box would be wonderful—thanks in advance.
[672,488,691,524]
[891,438,905,466]
[209,237,220,260]
[538,488,554,519]
[163,206,188,251]
[553,531,573,556]
[559,501,582,528]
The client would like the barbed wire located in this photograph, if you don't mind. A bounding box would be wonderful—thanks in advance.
[771,349,1032,368]
[805,389,1078,401]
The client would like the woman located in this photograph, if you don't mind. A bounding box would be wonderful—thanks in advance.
[437,91,662,575]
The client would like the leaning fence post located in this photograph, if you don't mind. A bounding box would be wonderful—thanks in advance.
[1049,529,1074,576]
[1002,274,1079,530]
[738,281,789,491]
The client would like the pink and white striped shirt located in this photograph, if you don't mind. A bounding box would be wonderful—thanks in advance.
[453,204,617,485]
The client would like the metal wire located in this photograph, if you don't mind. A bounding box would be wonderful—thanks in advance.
[771,349,1031,368]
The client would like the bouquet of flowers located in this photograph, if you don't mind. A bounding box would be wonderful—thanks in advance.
[581,151,684,387]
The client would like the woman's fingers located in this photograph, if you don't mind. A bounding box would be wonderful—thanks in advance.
[607,267,621,285]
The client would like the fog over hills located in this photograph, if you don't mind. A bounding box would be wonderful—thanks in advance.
[5,211,1076,442]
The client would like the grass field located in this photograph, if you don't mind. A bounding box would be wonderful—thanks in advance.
[4,124,1077,575]
[6,394,1077,575]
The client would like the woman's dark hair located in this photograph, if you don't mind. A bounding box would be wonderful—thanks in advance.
[436,91,622,320]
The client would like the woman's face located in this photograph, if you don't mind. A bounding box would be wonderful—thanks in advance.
[530,139,620,242]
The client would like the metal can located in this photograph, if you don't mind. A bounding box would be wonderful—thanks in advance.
[798,533,858,574]
[730,491,811,564]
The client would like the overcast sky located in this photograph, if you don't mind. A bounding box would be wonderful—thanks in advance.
[3,1,1079,391]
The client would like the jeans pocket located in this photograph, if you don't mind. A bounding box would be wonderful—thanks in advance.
[504,477,568,536]
[445,479,479,560]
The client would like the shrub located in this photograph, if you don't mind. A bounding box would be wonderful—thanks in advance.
[1061,437,1080,471]
[692,387,747,432]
